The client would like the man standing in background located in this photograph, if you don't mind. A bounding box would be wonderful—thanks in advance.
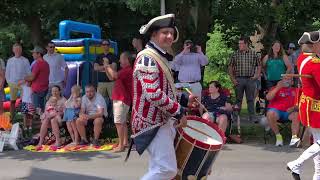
[94,39,117,99]
[228,37,261,123]
[44,41,68,97]
[5,43,31,120]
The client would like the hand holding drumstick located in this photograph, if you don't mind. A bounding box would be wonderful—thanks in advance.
[184,88,209,113]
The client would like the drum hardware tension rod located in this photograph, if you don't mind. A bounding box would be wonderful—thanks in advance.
[183,88,209,112]
[281,74,313,78]
[186,125,213,139]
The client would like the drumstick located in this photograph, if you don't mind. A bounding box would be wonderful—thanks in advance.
[186,125,213,139]
[183,88,209,112]
[281,74,313,78]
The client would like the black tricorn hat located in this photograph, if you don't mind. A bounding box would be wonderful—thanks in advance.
[298,31,320,45]
[139,14,179,42]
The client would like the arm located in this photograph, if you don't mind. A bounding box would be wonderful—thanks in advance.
[266,86,281,101]
[253,53,261,79]
[5,60,10,83]
[171,52,183,71]
[196,46,209,66]
[88,107,104,119]
[104,65,118,80]
[64,65,69,85]
[283,54,293,74]
[0,68,4,89]
[94,62,105,72]
[261,55,268,74]
[25,73,35,81]
[134,55,184,118]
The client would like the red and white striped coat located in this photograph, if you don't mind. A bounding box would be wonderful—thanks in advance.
[131,48,181,137]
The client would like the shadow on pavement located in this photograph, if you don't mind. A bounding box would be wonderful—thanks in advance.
[17,167,112,180]
[0,150,121,162]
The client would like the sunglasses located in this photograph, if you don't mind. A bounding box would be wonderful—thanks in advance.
[48,46,55,48]
[102,43,110,46]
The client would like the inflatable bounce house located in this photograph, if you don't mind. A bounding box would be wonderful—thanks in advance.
[52,20,118,97]
[2,87,20,112]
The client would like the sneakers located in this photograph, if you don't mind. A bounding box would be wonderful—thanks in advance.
[275,134,283,146]
[287,161,301,180]
[79,139,89,146]
[289,136,301,147]
[91,139,100,146]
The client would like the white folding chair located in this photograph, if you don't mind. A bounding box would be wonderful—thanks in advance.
[0,123,20,152]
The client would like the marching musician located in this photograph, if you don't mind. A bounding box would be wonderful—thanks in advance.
[287,30,320,180]
[129,14,197,179]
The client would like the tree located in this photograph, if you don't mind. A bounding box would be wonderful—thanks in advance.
[204,23,235,91]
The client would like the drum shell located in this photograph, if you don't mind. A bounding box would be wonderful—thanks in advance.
[174,116,225,180]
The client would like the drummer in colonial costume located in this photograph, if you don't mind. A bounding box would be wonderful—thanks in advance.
[130,14,196,180]
[287,31,320,180]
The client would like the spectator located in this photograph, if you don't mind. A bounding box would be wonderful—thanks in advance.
[201,81,233,133]
[132,35,144,54]
[266,78,300,147]
[228,37,261,122]
[104,51,133,152]
[76,84,108,146]
[0,58,5,114]
[24,46,50,113]
[5,43,31,119]
[94,39,117,99]
[63,85,81,145]
[19,80,35,135]
[171,39,208,97]
[287,42,301,87]
[262,40,292,89]
[44,41,69,97]
[37,85,66,148]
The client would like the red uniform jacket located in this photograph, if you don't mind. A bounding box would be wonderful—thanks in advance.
[131,45,181,138]
[297,53,320,128]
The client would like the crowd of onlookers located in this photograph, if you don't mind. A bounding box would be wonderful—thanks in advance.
[0,35,302,150]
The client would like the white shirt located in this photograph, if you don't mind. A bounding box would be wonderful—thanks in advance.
[81,93,108,117]
[21,84,32,103]
[43,53,67,84]
[5,56,31,84]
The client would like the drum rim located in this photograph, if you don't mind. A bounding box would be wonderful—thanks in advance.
[178,115,226,150]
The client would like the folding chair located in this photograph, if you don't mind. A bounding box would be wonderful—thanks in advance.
[0,123,20,152]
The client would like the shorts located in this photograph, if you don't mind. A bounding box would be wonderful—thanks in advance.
[97,82,114,98]
[63,108,80,122]
[113,100,130,124]
[20,102,36,115]
[8,83,21,101]
[207,111,230,123]
[267,108,290,122]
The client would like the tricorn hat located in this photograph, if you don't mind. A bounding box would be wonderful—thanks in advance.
[139,14,179,43]
[298,31,320,45]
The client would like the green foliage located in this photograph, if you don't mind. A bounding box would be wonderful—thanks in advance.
[204,23,234,93]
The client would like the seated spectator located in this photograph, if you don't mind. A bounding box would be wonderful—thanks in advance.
[104,51,133,152]
[266,78,300,147]
[37,86,66,148]
[76,84,108,146]
[171,39,208,97]
[63,85,81,145]
[200,81,233,133]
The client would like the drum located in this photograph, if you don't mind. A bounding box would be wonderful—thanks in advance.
[174,116,226,180]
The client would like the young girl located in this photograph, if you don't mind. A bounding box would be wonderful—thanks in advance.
[19,80,35,134]
[41,96,59,120]
[63,85,81,145]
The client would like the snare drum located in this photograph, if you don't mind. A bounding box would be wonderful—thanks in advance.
[174,116,226,180]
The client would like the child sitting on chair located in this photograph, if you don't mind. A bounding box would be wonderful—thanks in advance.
[200,81,233,134]
[63,85,81,145]
[41,97,59,121]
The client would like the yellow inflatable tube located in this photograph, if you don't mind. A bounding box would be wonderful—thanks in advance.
[55,46,115,54]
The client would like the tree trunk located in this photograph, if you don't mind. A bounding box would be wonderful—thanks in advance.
[195,0,211,50]
[24,15,43,46]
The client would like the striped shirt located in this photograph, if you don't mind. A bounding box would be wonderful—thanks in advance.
[229,50,260,77]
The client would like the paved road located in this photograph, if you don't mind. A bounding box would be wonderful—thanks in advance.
[0,143,314,180]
